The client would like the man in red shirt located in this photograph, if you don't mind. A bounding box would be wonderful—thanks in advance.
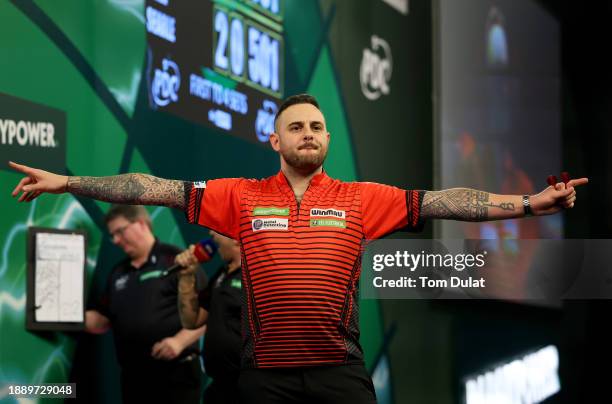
[9,94,587,403]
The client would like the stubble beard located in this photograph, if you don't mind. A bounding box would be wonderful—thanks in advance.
[281,146,328,174]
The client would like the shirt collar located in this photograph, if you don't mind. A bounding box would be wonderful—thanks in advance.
[275,169,331,191]
[128,238,159,271]
[146,238,161,266]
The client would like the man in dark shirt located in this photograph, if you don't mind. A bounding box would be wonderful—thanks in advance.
[175,230,242,404]
[85,204,206,404]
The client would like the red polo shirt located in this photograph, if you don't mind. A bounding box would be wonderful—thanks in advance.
[186,171,424,368]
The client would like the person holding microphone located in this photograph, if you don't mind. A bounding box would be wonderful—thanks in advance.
[175,230,242,404]
[85,204,206,404]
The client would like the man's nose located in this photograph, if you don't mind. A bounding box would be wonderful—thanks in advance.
[303,129,314,140]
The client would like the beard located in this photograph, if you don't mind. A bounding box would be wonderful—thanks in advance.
[280,143,328,174]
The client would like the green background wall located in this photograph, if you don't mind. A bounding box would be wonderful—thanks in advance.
[0,1,434,403]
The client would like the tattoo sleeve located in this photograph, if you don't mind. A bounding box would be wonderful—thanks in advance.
[66,174,187,210]
[177,274,200,329]
[421,188,518,222]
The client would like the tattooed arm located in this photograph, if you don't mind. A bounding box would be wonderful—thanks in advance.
[9,161,186,210]
[175,245,208,329]
[178,273,209,329]
[421,180,587,221]
[67,174,186,210]
[421,189,522,221]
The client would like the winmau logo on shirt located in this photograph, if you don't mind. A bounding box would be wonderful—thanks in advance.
[0,119,57,147]
[310,208,346,219]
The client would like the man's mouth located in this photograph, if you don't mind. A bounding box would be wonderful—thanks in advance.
[299,144,318,150]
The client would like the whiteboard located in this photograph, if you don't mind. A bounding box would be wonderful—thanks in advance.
[27,227,87,331]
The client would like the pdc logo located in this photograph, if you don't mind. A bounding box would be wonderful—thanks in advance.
[255,100,278,142]
[360,35,393,100]
[151,57,181,107]
[253,219,264,231]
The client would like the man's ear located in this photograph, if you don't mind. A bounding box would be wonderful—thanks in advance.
[269,132,281,152]
[135,218,149,231]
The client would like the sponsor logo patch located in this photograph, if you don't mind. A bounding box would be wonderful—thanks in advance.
[252,218,289,231]
[193,181,206,189]
[139,270,163,282]
[114,275,129,291]
[310,208,346,219]
[309,219,346,228]
[253,206,290,216]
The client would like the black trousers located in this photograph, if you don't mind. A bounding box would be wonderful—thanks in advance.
[237,364,377,404]
[120,357,202,404]
[203,376,240,404]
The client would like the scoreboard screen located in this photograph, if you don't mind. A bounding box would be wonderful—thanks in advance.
[145,0,283,143]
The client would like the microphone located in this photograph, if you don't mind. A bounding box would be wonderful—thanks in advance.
[163,238,217,276]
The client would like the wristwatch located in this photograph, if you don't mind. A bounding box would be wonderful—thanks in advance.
[522,195,533,217]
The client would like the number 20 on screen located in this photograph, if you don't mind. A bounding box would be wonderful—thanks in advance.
[213,8,282,96]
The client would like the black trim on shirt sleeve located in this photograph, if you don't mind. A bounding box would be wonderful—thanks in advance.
[183,181,192,220]
[184,181,206,224]
[403,190,426,233]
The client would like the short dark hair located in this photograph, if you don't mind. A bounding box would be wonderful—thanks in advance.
[105,204,152,231]
[274,94,321,131]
